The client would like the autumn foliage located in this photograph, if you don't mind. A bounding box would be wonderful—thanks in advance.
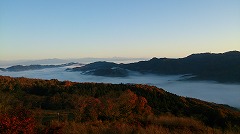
[0,75,240,133]
[0,107,35,134]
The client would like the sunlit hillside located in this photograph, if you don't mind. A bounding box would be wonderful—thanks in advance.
[0,76,239,133]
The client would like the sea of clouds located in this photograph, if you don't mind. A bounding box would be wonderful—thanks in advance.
[1,66,240,109]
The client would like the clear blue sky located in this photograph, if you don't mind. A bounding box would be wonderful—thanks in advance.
[0,0,239,60]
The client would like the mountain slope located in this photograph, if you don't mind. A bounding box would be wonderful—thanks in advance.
[0,76,239,133]
[124,51,240,82]
[69,51,240,82]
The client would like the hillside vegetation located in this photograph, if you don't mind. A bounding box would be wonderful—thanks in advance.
[0,75,240,133]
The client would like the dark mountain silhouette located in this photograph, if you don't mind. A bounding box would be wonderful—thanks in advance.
[0,68,6,71]
[69,61,129,77]
[2,62,81,72]
[69,51,240,83]
[123,51,240,82]
[83,67,129,77]
[70,61,117,72]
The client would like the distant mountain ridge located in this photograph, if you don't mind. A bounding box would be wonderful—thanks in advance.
[68,61,129,77]
[69,51,240,83]
[0,57,146,66]
[1,62,81,72]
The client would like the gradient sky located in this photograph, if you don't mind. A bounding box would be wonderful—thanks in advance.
[0,0,240,60]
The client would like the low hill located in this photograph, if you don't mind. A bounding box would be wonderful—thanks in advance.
[70,61,129,77]
[0,75,239,133]
[1,62,80,72]
[0,68,6,71]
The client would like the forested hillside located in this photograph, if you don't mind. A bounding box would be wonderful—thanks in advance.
[0,75,240,133]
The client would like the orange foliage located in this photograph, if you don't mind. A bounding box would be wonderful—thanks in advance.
[0,108,36,134]
[63,81,72,87]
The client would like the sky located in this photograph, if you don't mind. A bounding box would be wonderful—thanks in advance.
[0,0,240,60]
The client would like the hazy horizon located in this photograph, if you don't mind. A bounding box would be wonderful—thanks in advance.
[0,57,148,66]
[0,50,239,67]
[0,50,238,63]
[1,0,239,60]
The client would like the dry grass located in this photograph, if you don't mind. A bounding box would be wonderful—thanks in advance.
[41,115,240,134]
